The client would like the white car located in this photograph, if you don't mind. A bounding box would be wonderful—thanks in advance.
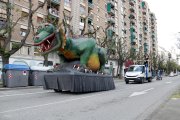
[169,72,174,77]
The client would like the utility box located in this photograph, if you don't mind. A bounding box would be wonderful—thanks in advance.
[3,64,30,87]
[29,66,51,86]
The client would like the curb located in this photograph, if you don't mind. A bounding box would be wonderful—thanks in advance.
[0,78,123,91]
[0,86,43,91]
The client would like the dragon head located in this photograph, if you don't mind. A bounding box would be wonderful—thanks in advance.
[33,23,61,55]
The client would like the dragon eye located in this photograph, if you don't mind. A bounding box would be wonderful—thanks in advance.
[45,23,49,27]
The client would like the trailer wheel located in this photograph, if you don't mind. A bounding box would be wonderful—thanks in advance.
[54,89,61,92]
[125,80,129,84]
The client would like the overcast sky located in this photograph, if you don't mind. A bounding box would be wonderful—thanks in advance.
[145,0,180,53]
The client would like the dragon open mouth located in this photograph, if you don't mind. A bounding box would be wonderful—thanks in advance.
[34,33,56,52]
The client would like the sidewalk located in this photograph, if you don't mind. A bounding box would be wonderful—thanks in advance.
[147,87,180,120]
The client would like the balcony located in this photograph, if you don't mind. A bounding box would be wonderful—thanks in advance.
[129,14,135,19]
[142,9,146,15]
[130,26,136,33]
[88,14,94,21]
[130,34,136,45]
[150,13,155,19]
[144,43,148,53]
[79,22,84,30]
[51,0,60,5]
[108,26,115,32]
[152,34,155,38]
[48,8,59,18]
[107,17,115,24]
[144,29,148,34]
[129,0,135,6]
[107,27,115,38]
[107,3,115,15]
[88,25,94,33]
[0,20,6,37]
[107,8,115,15]
[129,6,135,12]
[88,2,94,10]
[151,26,155,29]
[0,7,6,19]
[142,1,146,9]
[107,0,115,8]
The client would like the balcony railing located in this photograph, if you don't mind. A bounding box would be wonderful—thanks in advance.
[108,26,115,33]
[107,0,115,7]
[48,8,59,18]
[129,6,135,12]
[51,0,60,5]
[88,2,94,10]
[129,0,135,6]
[107,17,115,24]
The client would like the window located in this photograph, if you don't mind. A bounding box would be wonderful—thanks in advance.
[80,5,85,15]
[21,11,28,20]
[80,17,85,23]
[37,16,43,23]
[20,28,27,37]
[97,17,99,22]
[27,46,31,55]
[64,0,71,8]
[38,0,44,7]
[65,15,71,24]
[11,42,21,54]
[97,6,100,12]
[34,46,42,56]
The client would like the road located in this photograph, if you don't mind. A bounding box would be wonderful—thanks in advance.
[0,76,180,120]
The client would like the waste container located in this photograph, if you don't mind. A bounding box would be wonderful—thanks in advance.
[3,64,30,87]
[29,66,51,86]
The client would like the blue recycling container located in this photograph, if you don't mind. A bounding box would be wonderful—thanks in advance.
[3,64,30,87]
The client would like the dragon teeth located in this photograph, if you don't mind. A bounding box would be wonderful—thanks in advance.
[47,40,50,44]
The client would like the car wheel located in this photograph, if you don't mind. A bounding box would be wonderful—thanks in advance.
[148,77,152,82]
[125,80,129,84]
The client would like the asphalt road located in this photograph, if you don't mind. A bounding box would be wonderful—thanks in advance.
[0,76,180,120]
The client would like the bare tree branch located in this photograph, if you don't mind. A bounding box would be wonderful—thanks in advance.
[81,14,89,35]
[9,0,47,55]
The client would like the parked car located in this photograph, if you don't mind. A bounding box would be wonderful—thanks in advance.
[169,72,174,77]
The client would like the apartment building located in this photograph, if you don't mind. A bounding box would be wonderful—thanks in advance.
[0,0,158,75]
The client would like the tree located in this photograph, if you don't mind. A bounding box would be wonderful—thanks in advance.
[116,38,130,78]
[0,0,47,67]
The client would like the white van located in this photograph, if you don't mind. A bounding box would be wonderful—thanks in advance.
[124,65,152,84]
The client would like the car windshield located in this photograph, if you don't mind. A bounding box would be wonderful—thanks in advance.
[127,66,143,72]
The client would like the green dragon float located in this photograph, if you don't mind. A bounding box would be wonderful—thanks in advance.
[34,23,107,72]
[33,23,115,92]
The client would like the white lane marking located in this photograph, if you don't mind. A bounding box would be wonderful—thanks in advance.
[165,82,172,84]
[129,88,154,97]
[0,91,51,98]
[0,89,126,114]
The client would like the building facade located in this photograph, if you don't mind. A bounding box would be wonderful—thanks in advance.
[0,0,158,76]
